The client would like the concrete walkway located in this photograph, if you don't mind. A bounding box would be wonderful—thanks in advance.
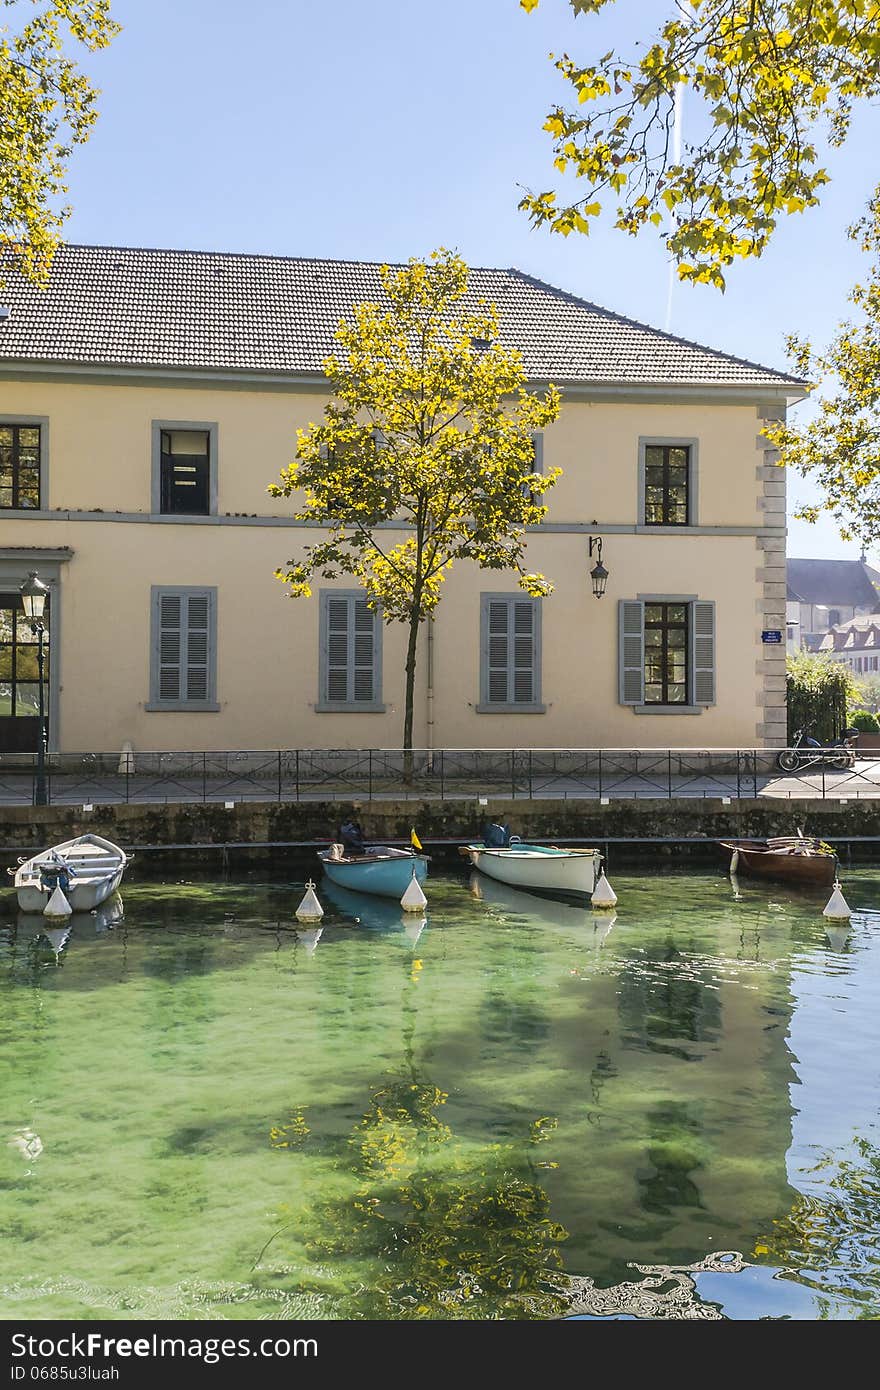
[3,758,880,805]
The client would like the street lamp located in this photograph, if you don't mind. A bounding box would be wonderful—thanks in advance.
[20,571,49,806]
[588,536,609,599]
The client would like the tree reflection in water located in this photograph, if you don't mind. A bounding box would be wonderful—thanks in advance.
[299,1078,569,1319]
[754,1136,880,1316]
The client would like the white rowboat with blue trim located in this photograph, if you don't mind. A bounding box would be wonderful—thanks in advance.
[465,841,602,898]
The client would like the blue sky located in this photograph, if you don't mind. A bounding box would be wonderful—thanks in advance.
[63,0,879,562]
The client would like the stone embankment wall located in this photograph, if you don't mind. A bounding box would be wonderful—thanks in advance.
[0,798,878,862]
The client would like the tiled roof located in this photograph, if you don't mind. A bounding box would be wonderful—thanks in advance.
[787,558,880,609]
[0,244,803,388]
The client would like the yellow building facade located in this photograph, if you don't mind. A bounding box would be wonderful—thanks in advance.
[0,247,802,754]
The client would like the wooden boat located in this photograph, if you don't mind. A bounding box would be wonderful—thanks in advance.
[12,834,130,914]
[464,840,602,898]
[317,844,428,898]
[718,837,838,887]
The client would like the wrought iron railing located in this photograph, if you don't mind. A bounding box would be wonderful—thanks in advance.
[0,746,878,805]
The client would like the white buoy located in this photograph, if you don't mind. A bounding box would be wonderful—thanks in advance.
[43,885,72,919]
[401,868,428,913]
[823,882,852,921]
[591,872,617,908]
[296,880,324,922]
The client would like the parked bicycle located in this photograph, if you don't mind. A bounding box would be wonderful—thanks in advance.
[776,725,859,773]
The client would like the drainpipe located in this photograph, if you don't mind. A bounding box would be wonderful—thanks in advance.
[426,616,435,772]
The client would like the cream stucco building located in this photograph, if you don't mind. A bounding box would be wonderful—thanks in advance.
[0,246,804,755]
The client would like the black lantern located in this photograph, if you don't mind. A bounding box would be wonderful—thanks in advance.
[20,570,49,623]
[588,536,609,599]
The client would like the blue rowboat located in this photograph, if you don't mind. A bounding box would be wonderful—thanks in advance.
[317,846,428,899]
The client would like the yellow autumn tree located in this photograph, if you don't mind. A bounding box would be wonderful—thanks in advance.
[269,249,561,753]
[519,0,880,288]
[0,1,119,286]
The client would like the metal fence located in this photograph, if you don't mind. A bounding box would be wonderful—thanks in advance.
[1,747,880,805]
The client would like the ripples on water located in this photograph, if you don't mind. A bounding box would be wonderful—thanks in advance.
[1,866,879,1320]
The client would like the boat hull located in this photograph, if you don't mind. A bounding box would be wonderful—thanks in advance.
[13,834,130,914]
[467,843,601,898]
[17,867,124,914]
[720,841,837,887]
[319,853,428,899]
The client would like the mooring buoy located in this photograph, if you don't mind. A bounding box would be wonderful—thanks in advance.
[401,868,427,912]
[823,882,852,921]
[591,872,617,908]
[43,885,72,919]
[296,880,324,922]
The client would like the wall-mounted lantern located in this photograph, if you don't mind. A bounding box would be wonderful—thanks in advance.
[588,536,609,599]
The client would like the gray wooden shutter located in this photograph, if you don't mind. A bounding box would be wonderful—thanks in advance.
[352,598,375,703]
[326,596,350,702]
[512,600,535,703]
[484,597,538,704]
[618,600,645,705]
[153,588,215,705]
[691,600,716,705]
[487,600,511,703]
[184,593,211,702]
[158,593,182,702]
[322,593,378,704]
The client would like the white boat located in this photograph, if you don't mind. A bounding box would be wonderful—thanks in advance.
[465,839,602,898]
[12,834,130,914]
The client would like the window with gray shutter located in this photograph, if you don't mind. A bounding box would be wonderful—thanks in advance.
[318,591,383,710]
[690,600,716,705]
[479,595,543,712]
[149,587,218,710]
[618,597,716,710]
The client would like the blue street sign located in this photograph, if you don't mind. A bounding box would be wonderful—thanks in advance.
[761,630,783,644]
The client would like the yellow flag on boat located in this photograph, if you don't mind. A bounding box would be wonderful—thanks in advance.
[411,828,423,851]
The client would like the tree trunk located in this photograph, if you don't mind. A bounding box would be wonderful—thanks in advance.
[403,608,420,777]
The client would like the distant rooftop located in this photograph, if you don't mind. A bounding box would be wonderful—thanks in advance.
[787,557,880,609]
[0,243,804,389]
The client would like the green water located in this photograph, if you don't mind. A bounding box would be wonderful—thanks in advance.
[1,864,879,1321]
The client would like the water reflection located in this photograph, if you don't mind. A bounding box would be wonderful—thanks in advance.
[0,867,878,1319]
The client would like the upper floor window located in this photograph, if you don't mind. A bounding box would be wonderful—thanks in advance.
[640,439,697,527]
[152,421,217,516]
[160,429,210,514]
[523,432,544,505]
[0,423,41,509]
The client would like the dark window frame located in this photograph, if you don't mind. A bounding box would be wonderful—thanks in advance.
[643,602,689,705]
[643,443,691,526]
[638,437,698,528]
[0,422,43,510]
[151,420,218,516]
[0,594,49,721]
